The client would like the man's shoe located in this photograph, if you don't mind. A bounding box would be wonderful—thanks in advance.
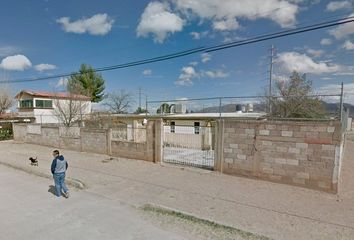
[64,191,69,198]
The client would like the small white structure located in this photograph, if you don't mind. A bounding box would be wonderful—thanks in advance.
[162,112,265,150]
[15,90,92,124]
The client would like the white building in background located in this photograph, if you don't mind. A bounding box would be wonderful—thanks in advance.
[15,90,92,124]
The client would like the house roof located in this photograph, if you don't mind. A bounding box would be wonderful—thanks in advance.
[15,90,91,101]
[0,112,19,119]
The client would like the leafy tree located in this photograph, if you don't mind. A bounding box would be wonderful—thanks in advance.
[67,64,105,103]
[270,71,326,118]
[134,107,148,114]
[156,103,170,114]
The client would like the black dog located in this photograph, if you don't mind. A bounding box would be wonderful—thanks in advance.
[29,157,38,166]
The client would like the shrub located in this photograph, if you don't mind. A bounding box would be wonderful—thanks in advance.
[0,129,13,141]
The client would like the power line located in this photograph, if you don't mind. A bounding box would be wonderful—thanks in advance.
[2,16,354,84]
[204,17,354,52]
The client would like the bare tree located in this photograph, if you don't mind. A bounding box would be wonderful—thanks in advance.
[54,88,90,127]
[104,90,133,114]
[0,88,13,114]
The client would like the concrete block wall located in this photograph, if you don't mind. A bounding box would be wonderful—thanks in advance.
[12,124,27,141]
[59,137,81,151]
[81,129,108,154]
[40,126,60,147]
[221,120,342,192]
[111,141,146,160]
[12,120,162,163]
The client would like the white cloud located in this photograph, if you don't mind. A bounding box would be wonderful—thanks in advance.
[190,31,209,40]
[34,63,57,72]
[212,18,240,31]
[189,61,199,66]
[317,83,354,103]
[204,69,229,78]
[343,40,354,50]
[142,69,152,75]
[320,38,333,45]
[277,51,341,74]
[173,0,299,28]
[201,53,212,63]
[56,77,68,88]
[175,66,199,86]
[326,1,352,12]
[190,32,201,39]
[329,13,354,39]
[57,13,114,36]
[0,46,19,57]
[333,65,354,75]
[306,48,325,57]
[0,54,32,71]
[273,74,290,82]
[137,2,184,43]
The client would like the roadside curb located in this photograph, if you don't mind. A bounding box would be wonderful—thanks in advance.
[140,203,271,240]
[0,161,86,190]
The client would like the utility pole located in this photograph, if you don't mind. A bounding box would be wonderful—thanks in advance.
[138,87,142,109]
[268,45,275,114]
[340,82,344,121]
[145,95,148,117]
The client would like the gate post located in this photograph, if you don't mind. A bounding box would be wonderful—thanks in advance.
[154,119,163,163]
[107,128,112,156]
[214,119,224,172]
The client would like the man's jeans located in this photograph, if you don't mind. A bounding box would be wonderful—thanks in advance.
[53,172,68,197]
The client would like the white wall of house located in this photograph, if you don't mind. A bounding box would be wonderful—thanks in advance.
[163,119,213,150]
[164,120,206,133]
[17,96,91,124]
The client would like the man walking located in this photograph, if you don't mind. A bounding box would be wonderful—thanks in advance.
[51,150,69,198]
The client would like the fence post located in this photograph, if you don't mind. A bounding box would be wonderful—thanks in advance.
[145,96,148,118]
[145,120,154,161]
[214,119,224,172]
[154,119,163,163]
[219,97,222,119]
[340,82,344,122]
[107,128,112,156]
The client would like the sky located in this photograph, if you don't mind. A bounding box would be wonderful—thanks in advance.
[1,0,354,111]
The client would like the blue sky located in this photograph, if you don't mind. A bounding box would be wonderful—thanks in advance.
[1,0,354,110]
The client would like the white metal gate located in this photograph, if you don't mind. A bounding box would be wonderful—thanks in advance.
[163,125,215,169]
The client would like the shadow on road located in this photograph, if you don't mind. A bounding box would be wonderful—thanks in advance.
[48,185,56,196]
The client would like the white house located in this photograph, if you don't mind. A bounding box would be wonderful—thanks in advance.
[161,112,265,150]
[15,90,92,124]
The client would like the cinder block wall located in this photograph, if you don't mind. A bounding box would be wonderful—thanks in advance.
[40,126,60,147]
[220,120,343,192]
[12,124,27,141]
[12,121,162,163]
[81,129,108,154]
[111,141,147,160]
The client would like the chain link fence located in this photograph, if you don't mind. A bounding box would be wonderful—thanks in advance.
[146,94,343,121]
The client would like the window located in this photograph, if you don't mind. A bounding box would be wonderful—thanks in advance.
[194,122,200,134]
[20,99,33,108]
[35,100,53,108]
[170,122,175,133]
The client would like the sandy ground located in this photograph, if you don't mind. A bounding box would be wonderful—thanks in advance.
[1,135,354,240]
[0,165,186,240]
